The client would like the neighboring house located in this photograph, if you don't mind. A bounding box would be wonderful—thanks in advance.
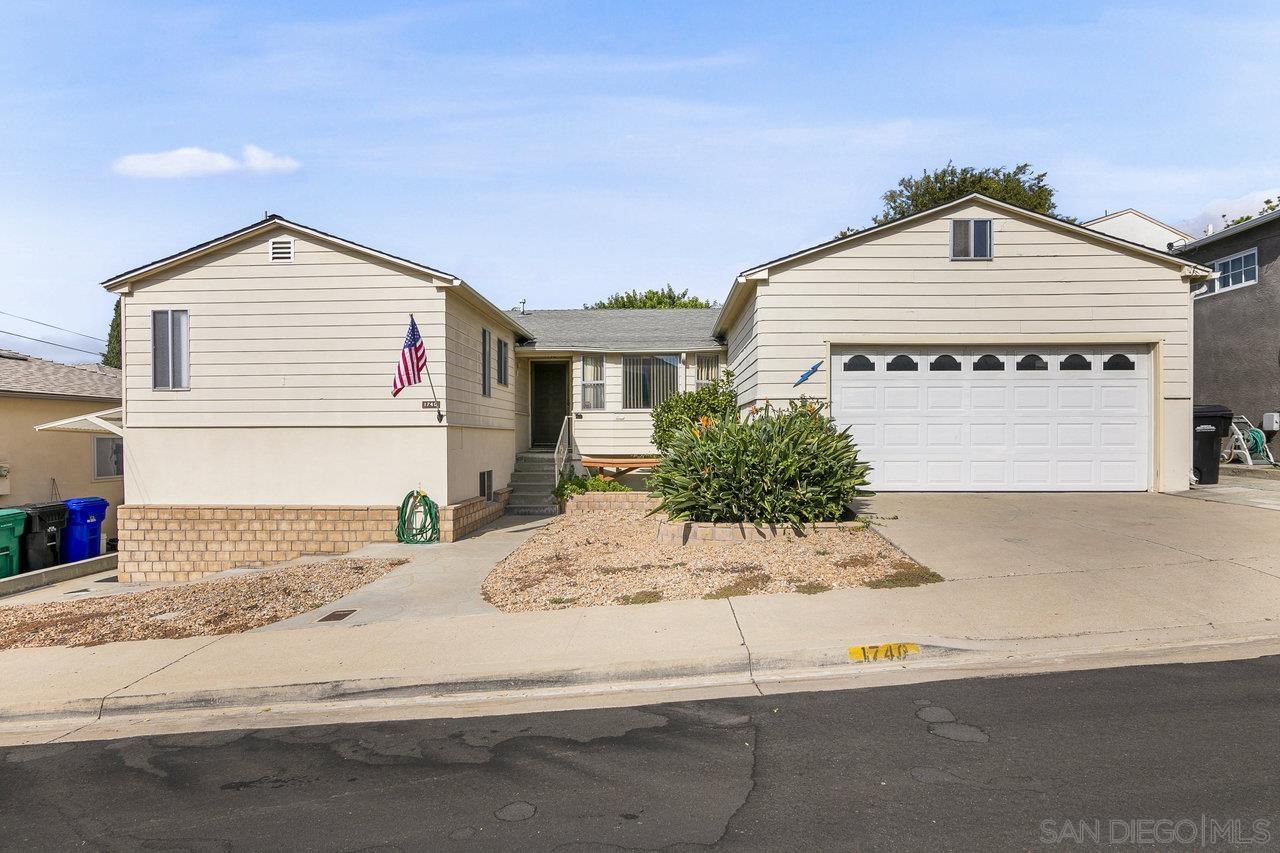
[105,195,1212,581]
[716,194,1212,492]
[506,308,723,456]
[0,349,124,539]
[1083,209,1192,251]
[1173,208,1280,452]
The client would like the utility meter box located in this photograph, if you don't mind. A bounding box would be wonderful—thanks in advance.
[1263,412,1280,433]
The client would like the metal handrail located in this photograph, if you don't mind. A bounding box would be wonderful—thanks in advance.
[553,415,574,478]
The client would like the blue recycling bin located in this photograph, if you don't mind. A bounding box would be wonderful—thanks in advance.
[63,497,109,562]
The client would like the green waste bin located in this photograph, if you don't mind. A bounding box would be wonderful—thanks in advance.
[0,508,26,579]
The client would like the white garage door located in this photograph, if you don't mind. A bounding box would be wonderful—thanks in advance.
[831,346,1151,491]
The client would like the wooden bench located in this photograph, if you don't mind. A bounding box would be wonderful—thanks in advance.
[580,456,661,480]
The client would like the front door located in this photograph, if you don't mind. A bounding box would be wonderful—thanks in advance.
[531,361,570,447]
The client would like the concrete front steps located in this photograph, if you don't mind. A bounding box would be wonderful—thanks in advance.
[507,450,560,516]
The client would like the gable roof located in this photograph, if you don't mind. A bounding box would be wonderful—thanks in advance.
[509,308,722,352]
[1083,208,1193,242]
[1174,205,1280,254]
[0,349,121,401]
[715,193,1214,334]
[101,214,531,339]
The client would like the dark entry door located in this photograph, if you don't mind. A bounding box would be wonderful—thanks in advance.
[531,361,570,446]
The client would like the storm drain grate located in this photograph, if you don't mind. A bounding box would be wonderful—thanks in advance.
[317,609,357,623]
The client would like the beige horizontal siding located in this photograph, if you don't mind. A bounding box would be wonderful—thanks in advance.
[122,228,452,428]
[518,349,728,456]
[442,290,517,430]
[748,202,1193,405]
[727,289,759,407]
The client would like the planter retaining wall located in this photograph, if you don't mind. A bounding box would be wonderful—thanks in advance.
[564,491,661,514]
[656,520,866,545]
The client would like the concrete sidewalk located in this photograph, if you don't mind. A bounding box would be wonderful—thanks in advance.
[5,492,1280,743]
[5,547,1280,742]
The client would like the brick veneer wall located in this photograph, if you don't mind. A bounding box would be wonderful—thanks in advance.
[564,491,661,514]
[116,505,399,582]
[438,488,511,542]
[118,489,512,582]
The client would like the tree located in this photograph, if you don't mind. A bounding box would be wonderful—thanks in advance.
[837,162,1065,237]
[102,298,121,369]
[585,285,714,309]
[1227,198,1278,228]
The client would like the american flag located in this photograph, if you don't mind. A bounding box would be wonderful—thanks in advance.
[392,315,427,397]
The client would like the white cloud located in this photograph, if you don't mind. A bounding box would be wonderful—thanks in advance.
[111,146,240,178]
[1176,187,1280,237]
[112,145,299,178]
[241,144,300,174]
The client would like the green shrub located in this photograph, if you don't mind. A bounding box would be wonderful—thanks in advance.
[647,398,871,525]
[553,473,632,502]
[650,373,737,453]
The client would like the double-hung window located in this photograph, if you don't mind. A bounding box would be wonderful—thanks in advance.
[695,354,720,389]
[151,309,189,390]
[93,435,124,479]
[622,354,679,410]
[950,219,993,260]
[480,328,492,396]
[1198,248,1258,298]
[496,338,509,386]
[581,355,604,410]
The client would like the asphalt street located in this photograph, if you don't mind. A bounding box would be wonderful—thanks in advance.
[3,656,1280,851]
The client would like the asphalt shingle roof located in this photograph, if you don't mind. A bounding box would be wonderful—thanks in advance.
[507,308,722,352]
[0,349,121,400]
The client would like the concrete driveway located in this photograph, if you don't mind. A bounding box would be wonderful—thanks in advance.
[870,492,1280,582]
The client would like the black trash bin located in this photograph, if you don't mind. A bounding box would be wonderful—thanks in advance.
[19,501,68,573]
[1192,404,1233,485]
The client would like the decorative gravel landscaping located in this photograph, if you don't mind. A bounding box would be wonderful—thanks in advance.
[482,508,935,612]
[0,557,406,650]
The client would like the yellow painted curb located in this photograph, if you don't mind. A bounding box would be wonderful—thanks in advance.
[848,642,920,662]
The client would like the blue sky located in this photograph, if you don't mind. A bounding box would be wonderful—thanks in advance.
[3,0,1278,361]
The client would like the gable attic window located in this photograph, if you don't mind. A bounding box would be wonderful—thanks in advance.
[950,219,993,260]
[151,309,189,390]
[268,237,294,263]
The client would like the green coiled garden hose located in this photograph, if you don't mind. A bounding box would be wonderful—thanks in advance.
[396,490,440,544]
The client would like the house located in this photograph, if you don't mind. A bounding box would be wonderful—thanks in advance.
[505,308,723,455]
[716,194,1212,492]
[1083,209,1192,252]
[1173,208,1280,453]
[102,216,532,581]
[0,349,124,539]
[105,194,1212,581]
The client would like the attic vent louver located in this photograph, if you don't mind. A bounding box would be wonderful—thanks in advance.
[268,237,294,263]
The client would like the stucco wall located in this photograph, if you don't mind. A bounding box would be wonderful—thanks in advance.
[1182,220,1280,451]
[0,396,124,537]
[122,425,448,506]
[446,425,516,505]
